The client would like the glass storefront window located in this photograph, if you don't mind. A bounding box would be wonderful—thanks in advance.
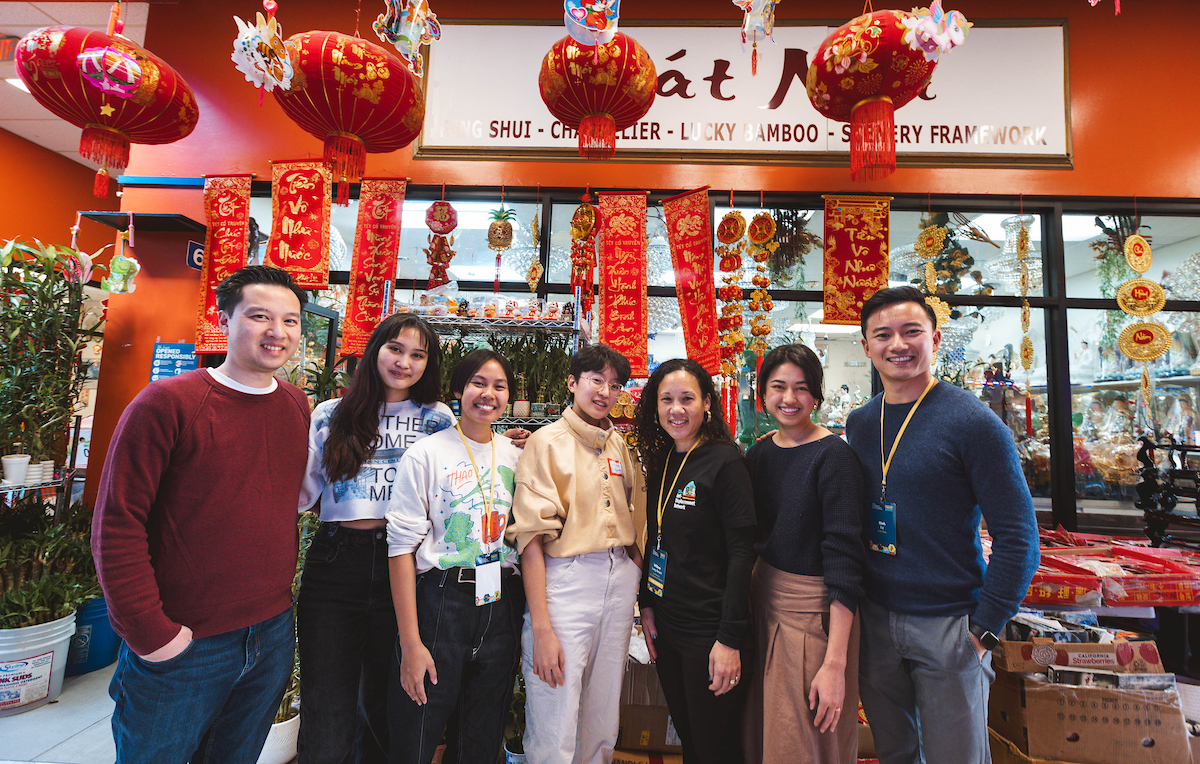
[1064,214,1200,299]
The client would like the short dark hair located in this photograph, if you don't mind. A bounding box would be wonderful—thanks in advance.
[450,348,515,399]
[757,343,825,408]
[859,286,936,336]
[215,265,308,315]
[569,343,631,384]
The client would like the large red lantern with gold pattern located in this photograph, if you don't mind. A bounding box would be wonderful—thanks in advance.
[538,33,656,161]
[806,4,970,181]
[274,30,425,204]
[14,25,199,197]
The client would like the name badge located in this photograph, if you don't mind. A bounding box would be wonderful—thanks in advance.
[474,550,502,606]
[868,501,898,556]
[607,457,623,476]
[646,547,668,597]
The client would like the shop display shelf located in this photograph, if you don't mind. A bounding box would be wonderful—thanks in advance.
[424,316,576,335]
[491,416,562,430]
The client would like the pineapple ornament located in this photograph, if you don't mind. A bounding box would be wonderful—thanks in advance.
[488,202,517,293]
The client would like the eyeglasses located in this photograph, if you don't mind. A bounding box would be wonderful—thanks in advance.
[578,374,624,395]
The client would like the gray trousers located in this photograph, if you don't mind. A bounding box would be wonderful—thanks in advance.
[858,598,995,764]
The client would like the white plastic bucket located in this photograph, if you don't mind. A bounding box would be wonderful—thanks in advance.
[0,612,77,717]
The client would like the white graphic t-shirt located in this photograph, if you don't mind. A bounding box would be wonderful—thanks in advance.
[385,427,520,574]
[300,397,455,521]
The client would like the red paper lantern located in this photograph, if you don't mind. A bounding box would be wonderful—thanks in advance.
[805,10,939,181]
[539,33,656,161]
[274,30,425,204]
[14,26,199,197]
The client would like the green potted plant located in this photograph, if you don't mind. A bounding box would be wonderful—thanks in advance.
[504,674,527,763]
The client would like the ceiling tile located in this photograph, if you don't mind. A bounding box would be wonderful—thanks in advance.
[0,4,55,26]
[3,117,83,152]
[37,2,122,27]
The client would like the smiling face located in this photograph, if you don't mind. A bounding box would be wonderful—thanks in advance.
[763,362,820,436]
[376,326,429,403]
[218,283,302,386]
[861,301,941,400]
[457,358,510,430]
[657,369,710,452]
[568,363,623,425]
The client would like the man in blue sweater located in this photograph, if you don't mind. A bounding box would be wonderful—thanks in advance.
[846,286,1039,764]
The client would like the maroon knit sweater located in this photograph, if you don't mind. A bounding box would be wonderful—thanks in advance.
[92,370,310,655]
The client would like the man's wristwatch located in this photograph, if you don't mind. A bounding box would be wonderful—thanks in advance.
[969,620,1000,650]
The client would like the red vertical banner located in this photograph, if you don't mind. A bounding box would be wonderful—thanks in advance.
[264,160,332,289]
[822,195,892,325]
[598,192,649,378]
[663,187,720,375]
[344,179,407,356]
[196,174,252,354]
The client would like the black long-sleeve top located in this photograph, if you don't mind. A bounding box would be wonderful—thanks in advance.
[745,434,866,612]
[638,440,757,648]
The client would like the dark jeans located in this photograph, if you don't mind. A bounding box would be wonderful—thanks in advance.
[297,523,398,764]
[388,568,524,764]
[108,607,293,764]
[653,628,750,764]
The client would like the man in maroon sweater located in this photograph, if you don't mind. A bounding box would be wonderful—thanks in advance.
[93,266,312,764]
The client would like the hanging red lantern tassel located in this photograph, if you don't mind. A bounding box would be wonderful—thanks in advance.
[80,125,130,198]
[578,114,616,161]
[850,96,895,182]
[324,133,365,206]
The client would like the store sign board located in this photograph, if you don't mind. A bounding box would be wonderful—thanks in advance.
[419,23,1069,166]
[150,342,198,383]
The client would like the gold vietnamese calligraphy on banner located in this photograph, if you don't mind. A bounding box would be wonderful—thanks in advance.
[598,192,649,378]
[822,195,892,325]
[344,179,407,356]
[663,187,720,375]
[196,174,252,354]
[264,160,331,289]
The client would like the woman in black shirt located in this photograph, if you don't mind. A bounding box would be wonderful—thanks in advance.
[633,358,756,764]
[743,344,867,764]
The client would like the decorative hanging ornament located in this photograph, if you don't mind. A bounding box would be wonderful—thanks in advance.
[915,224,947,260]
[526,259,545,293]
[232,2,295,95]
[806,1,970,181]
[746,211,778,356]
[1124,234,1152,274]
[1119,322,1171,362]
[424,200,457,289]
[564,0,621,47]
[732,0,778,75]
[539,32,656,160]
[15,22,199,197]
[1088,0,1121,15]
[373,0,441,78]
[570,192,600,318]
[716,210,747,378]
[274,30,425,204]
[488,204,516,292]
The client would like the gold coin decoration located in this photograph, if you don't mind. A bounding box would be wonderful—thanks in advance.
[625,403,637,419]
[1124,235,1152,274]
[617,390,632,406]
[915,225,947,260]
[925,295,950,328]
[1116,278,1166,317]
[1118,322,1171,362]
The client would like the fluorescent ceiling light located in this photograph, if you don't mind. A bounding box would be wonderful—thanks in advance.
[5,78,30,94]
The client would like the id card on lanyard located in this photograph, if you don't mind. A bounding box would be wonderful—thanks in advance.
[456,426,503,606]
[649,439,702,598]
[872,379,936,556]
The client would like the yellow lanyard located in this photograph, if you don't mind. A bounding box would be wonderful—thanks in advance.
[655,438,702,549]
[455,424,496,550]
[879,378,937,502]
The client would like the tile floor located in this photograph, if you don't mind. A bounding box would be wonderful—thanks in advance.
[0,663,116,763]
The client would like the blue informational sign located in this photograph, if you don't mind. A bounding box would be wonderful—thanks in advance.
[150,342,199,383]
[186,240,203,270]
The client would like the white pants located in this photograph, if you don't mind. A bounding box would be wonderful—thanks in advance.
[522,547,640,764]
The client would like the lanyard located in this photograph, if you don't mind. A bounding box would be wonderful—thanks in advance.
[455,424,496,551]
[879,378,937,502]
[655,438,702,549]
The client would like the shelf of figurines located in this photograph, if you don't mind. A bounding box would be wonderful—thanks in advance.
[1032,375,1200,394]
[423,316,577,335]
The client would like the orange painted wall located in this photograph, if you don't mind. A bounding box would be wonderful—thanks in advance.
[85,0,1200,501]
[0,128,119,255]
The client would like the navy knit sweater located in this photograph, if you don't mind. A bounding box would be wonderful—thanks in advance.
[845,381,1040,634]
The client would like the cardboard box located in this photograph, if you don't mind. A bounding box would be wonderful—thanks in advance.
[858,723,875,757]
[988,668,1190,764]
[992,638,1164,674]
[616,661,682,754]
[989,728,1086,764]
[612,750,683,764]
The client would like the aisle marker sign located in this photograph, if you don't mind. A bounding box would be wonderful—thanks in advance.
[151,342,198,383]
[186,241,203,270]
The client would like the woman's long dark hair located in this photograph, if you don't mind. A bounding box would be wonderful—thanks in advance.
[632,358,734,479]
[322,314,442,483]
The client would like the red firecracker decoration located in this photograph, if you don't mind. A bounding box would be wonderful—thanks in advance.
[14,25,199,197]
[806,3,970,181]
[423,200,457,290]
[539,33,656,161]
[274,30,425,204]
[569,192,600,317]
